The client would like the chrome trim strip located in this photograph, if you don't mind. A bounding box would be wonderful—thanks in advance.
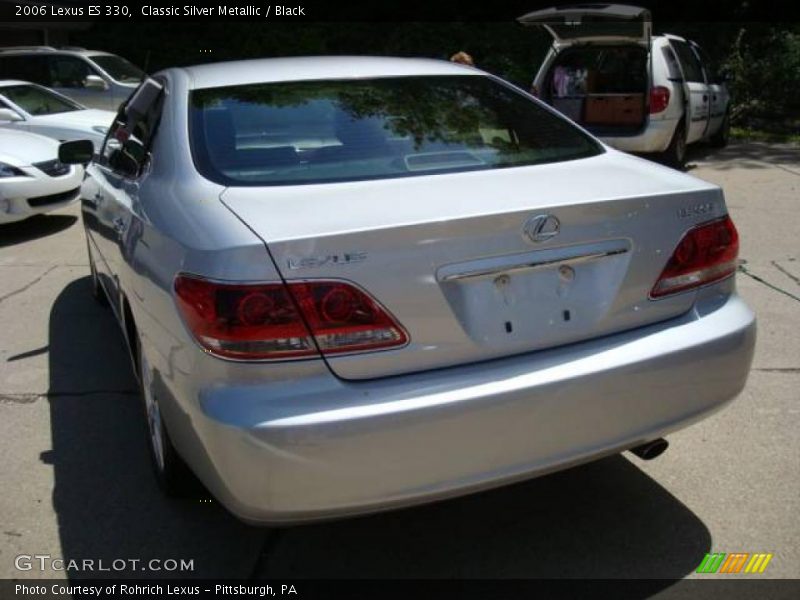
[439,248,629,282]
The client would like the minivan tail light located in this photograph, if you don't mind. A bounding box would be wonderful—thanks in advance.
[174,275,408,360]
[650,216,739,298]
[650,86,670,114]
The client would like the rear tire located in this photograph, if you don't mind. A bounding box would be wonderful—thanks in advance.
[137,335,193,496]
[661,122,687,169]
[710,112,730,148]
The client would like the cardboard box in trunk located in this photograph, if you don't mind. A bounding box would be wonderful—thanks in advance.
[584,94,644,126]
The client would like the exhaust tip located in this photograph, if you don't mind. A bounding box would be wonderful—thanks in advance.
[629,438,669,461]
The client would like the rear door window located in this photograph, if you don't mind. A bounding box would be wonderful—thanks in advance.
[670,40,706,83]
[189,75,604,187]
[692,43,718,83]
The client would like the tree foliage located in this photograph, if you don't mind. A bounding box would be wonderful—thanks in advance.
[75,20,800,127]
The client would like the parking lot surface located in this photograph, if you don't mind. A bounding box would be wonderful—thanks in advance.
[0,142,798,584]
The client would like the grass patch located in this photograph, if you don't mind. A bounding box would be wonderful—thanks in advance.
[731,126,800,144]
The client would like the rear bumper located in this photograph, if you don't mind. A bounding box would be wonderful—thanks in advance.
[600,117,678,154]
[188,292,755,525]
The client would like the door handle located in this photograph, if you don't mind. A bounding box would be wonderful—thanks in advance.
[703,95,708,102]
[712,95,717,101]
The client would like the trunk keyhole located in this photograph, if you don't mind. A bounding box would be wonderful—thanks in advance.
[505,321,513,333]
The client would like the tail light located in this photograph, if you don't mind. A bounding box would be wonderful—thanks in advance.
[650,216,739,298]
[649,86,670,114]
[174,275,408,360]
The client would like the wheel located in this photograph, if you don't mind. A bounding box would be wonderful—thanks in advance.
[710,112,730,148]
[87,238,108,306]
[661,122,687,169]
[137,335,193,496]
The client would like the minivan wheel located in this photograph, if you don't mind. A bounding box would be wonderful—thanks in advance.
[137,337,192,496]
[661,123,687,169]
[710,113,730,148]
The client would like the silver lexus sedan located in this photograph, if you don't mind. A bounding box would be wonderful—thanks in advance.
[59,56,755,525]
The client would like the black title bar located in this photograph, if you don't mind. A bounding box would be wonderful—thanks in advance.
[1,0,798,23]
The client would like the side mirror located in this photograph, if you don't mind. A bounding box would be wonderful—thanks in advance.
[58,139,95,165]
[0,108,24,122]
[84,74,109,91]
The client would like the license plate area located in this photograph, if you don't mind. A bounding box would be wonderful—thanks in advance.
[437,240,632,349]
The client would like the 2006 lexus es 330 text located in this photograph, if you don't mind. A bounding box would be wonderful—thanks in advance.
[59,57,755,524]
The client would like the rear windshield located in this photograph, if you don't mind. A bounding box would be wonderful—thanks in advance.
[189,75,603,186]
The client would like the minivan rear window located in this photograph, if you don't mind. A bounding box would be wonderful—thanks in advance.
[189,75,603,186]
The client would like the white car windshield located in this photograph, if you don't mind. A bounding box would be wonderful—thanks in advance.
[189,75,603,186]
[1,85,82,115]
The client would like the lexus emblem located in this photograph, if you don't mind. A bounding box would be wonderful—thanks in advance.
[523,214,560,244]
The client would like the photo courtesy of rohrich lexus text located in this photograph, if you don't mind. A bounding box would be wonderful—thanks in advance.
[0,0,798,598]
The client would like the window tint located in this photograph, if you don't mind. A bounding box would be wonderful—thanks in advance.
[90,54,144,84]
[189,75,604,187]
[47,56,98,89]
[670,40,705,83]
[692,44,718,83]
[0,56,48,85]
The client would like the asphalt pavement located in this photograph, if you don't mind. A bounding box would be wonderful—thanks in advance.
[0,142,797,586]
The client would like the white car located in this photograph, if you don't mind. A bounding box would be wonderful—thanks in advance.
[0,80,115,150]
[0,129,83,224]
[521,4,731,168]
[0,47,143,111]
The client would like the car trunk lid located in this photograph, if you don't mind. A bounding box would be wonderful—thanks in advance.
[221,152,725,380]
[518,4,652,47]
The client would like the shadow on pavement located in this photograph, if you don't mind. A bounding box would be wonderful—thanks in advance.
[47,278,711,588]
[0,215,78,248]
[46,277,265,579]
[260,456,710,584]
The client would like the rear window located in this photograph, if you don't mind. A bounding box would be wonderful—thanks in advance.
[189,75,603,186]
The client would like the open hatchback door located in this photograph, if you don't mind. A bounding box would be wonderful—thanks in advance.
[518,4,652,46]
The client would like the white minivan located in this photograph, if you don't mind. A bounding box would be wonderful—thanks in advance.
[520,4,731,167]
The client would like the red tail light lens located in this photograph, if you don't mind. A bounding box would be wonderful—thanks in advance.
[650,216,739,298]
[174,276,316,359]
[649,86,670,114]
[290,282,408,354]
[174,276,408,360]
